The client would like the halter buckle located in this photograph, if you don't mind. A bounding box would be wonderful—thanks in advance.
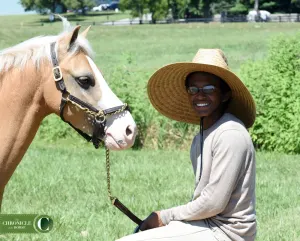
[53,66,63,81]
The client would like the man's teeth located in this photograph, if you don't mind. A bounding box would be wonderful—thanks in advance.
[196,103,209,107]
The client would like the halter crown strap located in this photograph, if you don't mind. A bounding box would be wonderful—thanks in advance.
[50,42,66,92]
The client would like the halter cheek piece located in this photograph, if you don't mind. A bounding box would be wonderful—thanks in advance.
[50,42,129,149]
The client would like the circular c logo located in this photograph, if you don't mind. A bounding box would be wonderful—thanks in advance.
[34,215,53,233]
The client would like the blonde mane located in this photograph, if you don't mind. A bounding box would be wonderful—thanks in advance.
[0,19,94,72]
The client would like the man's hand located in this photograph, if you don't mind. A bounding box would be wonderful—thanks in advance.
[140,211,165,231]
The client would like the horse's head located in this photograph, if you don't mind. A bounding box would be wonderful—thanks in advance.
[43,25,137,150]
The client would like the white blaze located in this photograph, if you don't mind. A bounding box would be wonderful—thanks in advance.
[85,56,137,150]
[86,56,123,109]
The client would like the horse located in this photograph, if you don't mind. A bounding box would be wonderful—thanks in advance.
[0,21,137,211]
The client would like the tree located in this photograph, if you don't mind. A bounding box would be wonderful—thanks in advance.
[20,0,61,13]
[62,0,95,13]
[20,0,94,14]
[148,0,168,23]
[119,0,148,20]
[120,0,169,23]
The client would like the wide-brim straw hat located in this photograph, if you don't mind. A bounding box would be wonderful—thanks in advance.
[147,49,256,128]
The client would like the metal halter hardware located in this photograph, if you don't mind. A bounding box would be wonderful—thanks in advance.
[50,42,142,228]
[50,42,129,148]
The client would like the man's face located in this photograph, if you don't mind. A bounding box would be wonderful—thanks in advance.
[186,72,225,118]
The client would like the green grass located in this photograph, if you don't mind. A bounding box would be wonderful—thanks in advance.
[1,142,300,240]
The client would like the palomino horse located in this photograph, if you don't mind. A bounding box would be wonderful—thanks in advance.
[0,23,137,210]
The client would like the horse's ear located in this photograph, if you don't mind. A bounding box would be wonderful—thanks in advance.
[59,25,81,51]
[81,25,91,39]
[69,25,81,48]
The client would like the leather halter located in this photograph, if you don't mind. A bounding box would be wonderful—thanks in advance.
[50,42,129,148]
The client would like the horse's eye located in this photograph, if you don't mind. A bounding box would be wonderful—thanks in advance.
[75,76,91,90]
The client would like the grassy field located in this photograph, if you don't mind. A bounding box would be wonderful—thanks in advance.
[1,14,300,240]
[2,142,300,240]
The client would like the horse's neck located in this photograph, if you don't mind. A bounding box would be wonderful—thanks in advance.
[0,65,48,192]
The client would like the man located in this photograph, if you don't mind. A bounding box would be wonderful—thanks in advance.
[117,49,256,241]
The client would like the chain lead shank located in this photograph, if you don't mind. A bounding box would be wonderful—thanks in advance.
[105,148,143,226]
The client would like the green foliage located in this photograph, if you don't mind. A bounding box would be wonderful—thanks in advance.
[260,1,277,11]
[119,0,148,18]
[229,2,249,14]
[62,0,95,11]
[240,33,300,153]
[20,0,95,13]
[148,0,168,22]
[211,0,235,14]
[20,0,58,12]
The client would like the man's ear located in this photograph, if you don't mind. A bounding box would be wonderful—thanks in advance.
[222,91,231,102]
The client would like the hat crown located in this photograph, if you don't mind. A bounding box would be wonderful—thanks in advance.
[192,49,229,70]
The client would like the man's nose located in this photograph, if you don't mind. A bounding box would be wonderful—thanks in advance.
[195,91,207,99]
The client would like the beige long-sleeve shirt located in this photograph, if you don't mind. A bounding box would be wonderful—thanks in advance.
[160,113,256,241]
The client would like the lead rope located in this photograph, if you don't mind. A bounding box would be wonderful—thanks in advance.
[105,147,143,226]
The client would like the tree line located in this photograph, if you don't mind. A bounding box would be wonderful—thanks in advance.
[20,0,300,22]
[120,0,300,22]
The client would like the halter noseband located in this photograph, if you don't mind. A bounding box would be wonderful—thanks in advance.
[50,42,129,148]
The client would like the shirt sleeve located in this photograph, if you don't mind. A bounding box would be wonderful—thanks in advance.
[160,129,250,225]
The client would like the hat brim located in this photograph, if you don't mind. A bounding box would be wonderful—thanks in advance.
[147,62,256,128]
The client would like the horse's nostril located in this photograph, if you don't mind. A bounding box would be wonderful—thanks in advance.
[126,125,133,136]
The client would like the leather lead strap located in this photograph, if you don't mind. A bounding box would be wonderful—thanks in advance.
[113,198,143,226]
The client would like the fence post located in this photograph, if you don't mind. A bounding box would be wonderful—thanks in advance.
[279,16,281,22]
[297,14,300,22]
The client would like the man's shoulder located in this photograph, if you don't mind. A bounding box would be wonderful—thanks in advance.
[213,113,253,144]
[218,113,248,133]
